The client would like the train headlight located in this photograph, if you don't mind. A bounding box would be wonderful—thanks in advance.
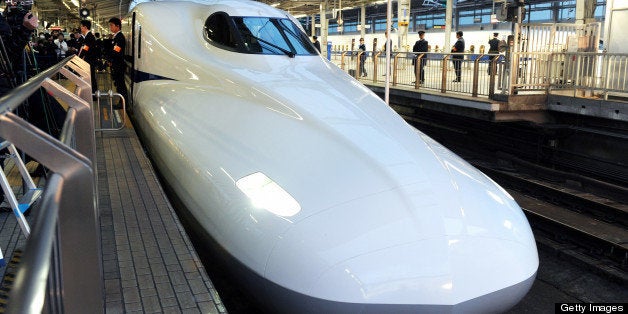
[236,172,301,217]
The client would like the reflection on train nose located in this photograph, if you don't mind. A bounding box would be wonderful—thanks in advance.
[236,172,301,217]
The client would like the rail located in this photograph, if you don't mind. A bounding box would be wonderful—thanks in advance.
[94,90,126,131]
[92,65,127,131]
[330,50,628,101]
[0,55,103,312]
[510,51,553,92]
[550,52,628,100]
[331,51,504,98]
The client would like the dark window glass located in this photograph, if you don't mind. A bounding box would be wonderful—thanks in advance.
[204,12,237,49]
[205,12,317,56]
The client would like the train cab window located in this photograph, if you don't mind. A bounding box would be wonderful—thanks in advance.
[204,13,317,56]
[204,12,238,50]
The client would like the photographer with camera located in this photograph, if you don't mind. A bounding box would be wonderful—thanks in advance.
[0,0,38,92]
[54,33,68,61]
[0,0,40,204]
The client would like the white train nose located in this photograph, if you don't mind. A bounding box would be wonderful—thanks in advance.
[264,184,538,311]
[308,237,537,310]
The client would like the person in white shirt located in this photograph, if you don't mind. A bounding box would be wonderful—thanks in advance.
[53,33,68,60]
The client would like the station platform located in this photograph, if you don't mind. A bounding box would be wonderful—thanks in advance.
[0,73,226,312]
[96,120,226,313]
[363,82,628,124]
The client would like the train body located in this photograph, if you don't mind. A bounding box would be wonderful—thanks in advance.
[126,0,538,312]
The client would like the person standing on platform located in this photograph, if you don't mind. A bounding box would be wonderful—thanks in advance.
[78,20,98,93]
[412,30,428,84]
[487,32,500,75]
[382,30,393,76]
[312,35,321,53]
[358,38,367,77]
[66,32,78,55]
[107,17,128,109]
[451,30,465,82]
[94,32,105,71]
[53,33,68,61]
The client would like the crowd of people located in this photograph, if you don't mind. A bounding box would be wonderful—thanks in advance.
[29,18,127,106]
[349,30,505,84]
[0,4,128,186]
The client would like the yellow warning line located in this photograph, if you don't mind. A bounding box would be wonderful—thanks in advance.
[102,107,110,121]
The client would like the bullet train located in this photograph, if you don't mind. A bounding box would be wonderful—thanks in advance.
[126,0,539,312]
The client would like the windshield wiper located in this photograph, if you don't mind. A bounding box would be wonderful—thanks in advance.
[277,21,301,41]
[247,33,295,58]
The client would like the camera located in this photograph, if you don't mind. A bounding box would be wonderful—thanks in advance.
[5,0,34,26]
[6,0,33,11]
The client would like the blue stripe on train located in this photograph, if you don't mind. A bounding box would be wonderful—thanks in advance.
[132,70,176,83]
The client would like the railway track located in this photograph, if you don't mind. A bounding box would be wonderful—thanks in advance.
[397,107,628,186]
[399,110,628,284]
[473,160,628,284]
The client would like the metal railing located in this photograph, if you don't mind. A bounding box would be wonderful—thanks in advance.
[550,52,628,99]
[0,55,103,313]
[94,90,126,131]
[332,50,504,98]
[510,51,554,92]
[331,50,628,101]
[520,22,601,53]
[93,69,127,131]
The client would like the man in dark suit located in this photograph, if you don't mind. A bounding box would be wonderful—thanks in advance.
[412,30,428,84]
[382,30,393,76]
[312,36,321,53]
[358,38,367,77]
[108,17,128,108]
[451,30,465,82]
[487,32,500,75]
[79,20,98,93]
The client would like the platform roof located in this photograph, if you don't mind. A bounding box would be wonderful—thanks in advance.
[32,0,390,32]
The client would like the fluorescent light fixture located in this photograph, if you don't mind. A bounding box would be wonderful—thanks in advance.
[70,0,79,7]
[270,2,280,7]
[236,172,301,217]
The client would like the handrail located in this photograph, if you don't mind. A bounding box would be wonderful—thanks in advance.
[0,56,74,114]
[94,90,127,131]
[472,54,485,97]
[489,56,500,98]
[414,53,425,89]
[0,55,103,313]
[330,50,628,100]
[8,174,62,313]
[340,51,348,70]
[441,54,451,93]
[373,51,382,83]
[554,52,628,99]
[392,53,399,86]
[355,51,363,79]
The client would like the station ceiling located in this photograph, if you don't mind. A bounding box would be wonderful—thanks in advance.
[255,0,380,15]
[32,0,386,32]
